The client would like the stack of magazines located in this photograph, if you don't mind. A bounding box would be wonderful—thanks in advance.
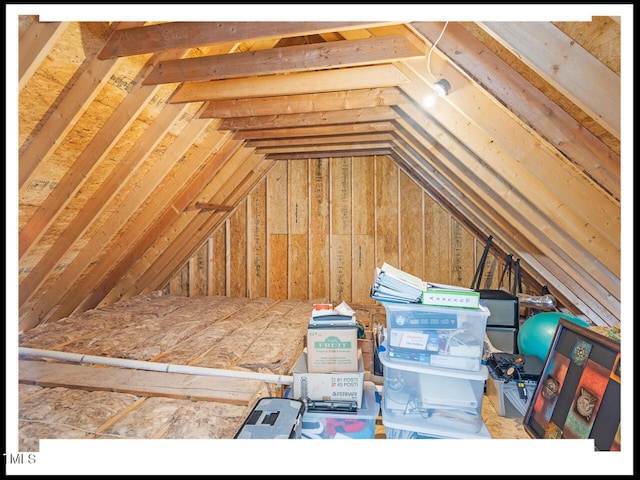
[370,262,481,308]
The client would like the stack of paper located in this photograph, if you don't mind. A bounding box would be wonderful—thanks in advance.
[370,263,481,308]
[309,302,357,327]
[370,263,425,304]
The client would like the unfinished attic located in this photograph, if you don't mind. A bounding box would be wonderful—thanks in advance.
[10,5,629,473]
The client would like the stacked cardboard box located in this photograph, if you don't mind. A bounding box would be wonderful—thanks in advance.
[293,303,365,408]
[288,303,381,439]
[306,303,359,373]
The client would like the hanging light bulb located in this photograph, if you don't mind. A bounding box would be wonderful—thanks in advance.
[425,22,451,103]
[433,78,450,97]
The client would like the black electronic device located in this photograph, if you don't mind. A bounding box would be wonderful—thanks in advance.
[486,326,518,354]
[485,352,543,383]
[478,289,519,327]
[305,399,357,413]
[478,289,519,353]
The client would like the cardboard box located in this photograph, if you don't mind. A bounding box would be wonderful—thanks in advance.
[358,330,374,373]
[306,324,358,373]
[292,350,365,408]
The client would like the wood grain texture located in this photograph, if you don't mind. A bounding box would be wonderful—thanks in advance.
[229,201,248,297]
[19,360,264,405]
[309,158,330,301]
[189,244,207,296]
[288,161,309,299]
[158,151,551,306]
[399,171,424,280]
[249,181,268,298]
[17,16,622,330]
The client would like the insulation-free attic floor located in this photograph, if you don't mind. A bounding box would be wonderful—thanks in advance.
[17,292,528,451]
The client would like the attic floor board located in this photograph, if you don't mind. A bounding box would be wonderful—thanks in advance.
[17,384,256,451]
[16,292,528,451]
[19,360,265,405]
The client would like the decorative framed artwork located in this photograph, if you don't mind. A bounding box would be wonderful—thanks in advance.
[523,318,621,451]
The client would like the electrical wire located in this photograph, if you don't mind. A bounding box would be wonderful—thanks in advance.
[426,21,449,82]
[442,328,466,354]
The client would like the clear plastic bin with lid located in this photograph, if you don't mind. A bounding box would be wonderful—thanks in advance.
[381,302,490,372]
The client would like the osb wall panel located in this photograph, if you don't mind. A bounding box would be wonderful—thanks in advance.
[188,244,208,296]
[288,160,309,299]
[330,157,352,302]
[374,155,400,268]
[249,180,268,298]
[168,155,513,302]
[210,227,227,296]
[352,155,376,302]
[309,158,331,300]
[229,202,248,297]
[267,161,289,299]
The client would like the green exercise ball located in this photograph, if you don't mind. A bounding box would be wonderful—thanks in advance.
[517,312,589,362]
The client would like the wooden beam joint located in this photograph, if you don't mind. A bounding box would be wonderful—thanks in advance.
[190,202,234,212]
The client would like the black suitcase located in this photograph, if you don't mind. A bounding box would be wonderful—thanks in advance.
[234,397,305,439]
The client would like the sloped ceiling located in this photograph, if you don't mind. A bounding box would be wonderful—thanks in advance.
[14,6,626,331]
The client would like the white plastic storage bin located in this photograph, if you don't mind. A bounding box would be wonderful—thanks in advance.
[379,351,488,436]
[285,381,380,439]
[380,302,489,372]
[384,417,492,439]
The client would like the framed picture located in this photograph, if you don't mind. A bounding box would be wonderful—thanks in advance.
[523,318,621,451]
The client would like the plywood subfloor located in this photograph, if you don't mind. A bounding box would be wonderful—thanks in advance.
[17,292,388,450]
[17,292,527,451]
